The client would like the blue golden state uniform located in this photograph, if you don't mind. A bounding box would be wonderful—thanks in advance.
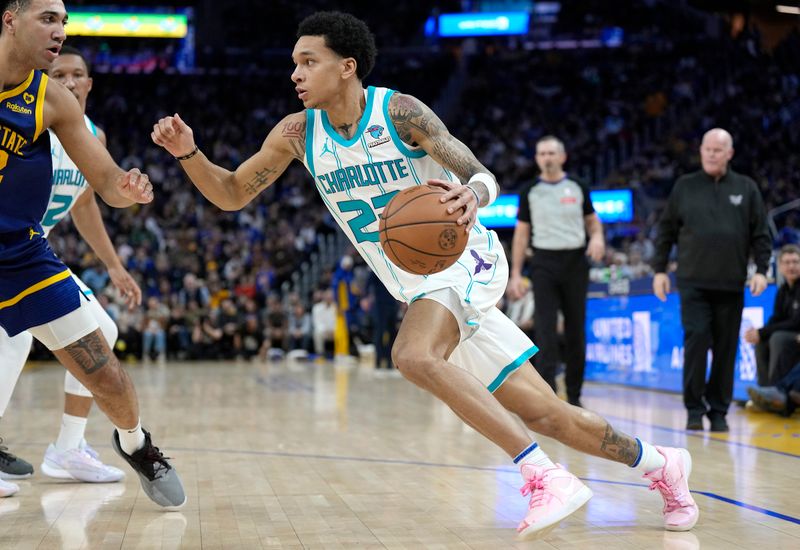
[0,70,82,336]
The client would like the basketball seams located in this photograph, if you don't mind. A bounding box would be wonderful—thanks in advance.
[381,189,446,221]
[382,238,463,259]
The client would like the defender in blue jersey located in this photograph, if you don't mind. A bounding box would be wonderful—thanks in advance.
[0,46,138,487]
[153,12,698,537]
[0,0,184,507]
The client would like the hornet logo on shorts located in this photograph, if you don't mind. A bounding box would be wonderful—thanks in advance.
[471,250,493,275]
[366,124,390,148]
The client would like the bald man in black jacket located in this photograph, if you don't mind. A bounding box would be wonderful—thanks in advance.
[652,128,771,432]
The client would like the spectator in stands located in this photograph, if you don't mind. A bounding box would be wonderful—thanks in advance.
[264,294,288,358]
[744,244,800,385]
[652,128,771,432]
[218,298,242,359]
[747,356,800,417]
[312,289,336,357]
[238,314,267,361]
[191,314,223,359]
[332,255,360,358]
[142,296,169,362]
[288,303,312,353]
[366,272,398,373]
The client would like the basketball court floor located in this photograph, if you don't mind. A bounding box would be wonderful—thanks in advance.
[0,357,797,549]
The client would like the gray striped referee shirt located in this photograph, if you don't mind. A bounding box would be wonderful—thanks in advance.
[517,176,594,250]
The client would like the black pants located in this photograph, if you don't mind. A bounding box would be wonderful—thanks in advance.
[755,331,800,386]
[679,286,744,417]
[531,249,589,401]
[373,302,398,369]
[778,362,800,415]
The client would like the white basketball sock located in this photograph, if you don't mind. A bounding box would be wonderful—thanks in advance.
[514,442,556,469]
[55,414,87,451]
[632,438,666,473]
[115,419,145,455]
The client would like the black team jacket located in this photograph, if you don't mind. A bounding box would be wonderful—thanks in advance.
[759,281,800,340]
[652,169,771,292]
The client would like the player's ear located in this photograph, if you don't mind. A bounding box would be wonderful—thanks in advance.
[2,10,16,34]
[340,57,357,80]
[86,76,93,94]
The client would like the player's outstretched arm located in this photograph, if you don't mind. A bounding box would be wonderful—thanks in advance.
[70,128,143,309]
[151,112,305,211]
[387,93,499,231]
[47,81,152,207]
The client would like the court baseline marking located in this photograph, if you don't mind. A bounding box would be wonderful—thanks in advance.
[162,445,800,526]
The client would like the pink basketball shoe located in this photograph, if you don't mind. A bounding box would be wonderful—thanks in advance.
[517,463,593,541]
[644,447,699,531]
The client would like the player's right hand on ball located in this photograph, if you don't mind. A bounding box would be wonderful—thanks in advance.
[152,113,196,158]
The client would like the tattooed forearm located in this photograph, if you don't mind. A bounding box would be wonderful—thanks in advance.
[64,332,110,375]
[599,423,640,466]
[243,167,278,195]
[388,93,489,183]
[429,135,486,183]
[281,121,306,161]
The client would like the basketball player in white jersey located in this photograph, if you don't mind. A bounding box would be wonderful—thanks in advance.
[0,46,128,492]
[152,12,699,539]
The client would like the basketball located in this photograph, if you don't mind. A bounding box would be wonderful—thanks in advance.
[378,184,468,275]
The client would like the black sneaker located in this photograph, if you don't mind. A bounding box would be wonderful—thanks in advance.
[0,438,33,479]
[568,397,584,408]
[707,413,729,433]
[111,429,186,509]
[686,414,704,431]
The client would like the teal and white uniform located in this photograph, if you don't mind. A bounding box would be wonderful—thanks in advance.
[302,86,537,392]
[41,115,98,237]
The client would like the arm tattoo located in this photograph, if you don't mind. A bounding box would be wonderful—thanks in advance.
[388,94,486,183]
[599,423,640,466]
[281,120,306,161]
[244,166,278,195]
[64,331,110,375]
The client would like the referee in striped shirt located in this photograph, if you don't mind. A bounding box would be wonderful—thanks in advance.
[508,136,605,407]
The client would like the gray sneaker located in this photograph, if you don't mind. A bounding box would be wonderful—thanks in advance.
[0,438,33,479]
[111,429,186,509]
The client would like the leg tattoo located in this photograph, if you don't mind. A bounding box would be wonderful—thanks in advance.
[64,332,110,375]
[600,423,639,466]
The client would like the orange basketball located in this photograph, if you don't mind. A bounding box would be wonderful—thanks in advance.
[378,185,468,275]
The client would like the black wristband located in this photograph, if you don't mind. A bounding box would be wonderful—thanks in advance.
[175,146,199,161]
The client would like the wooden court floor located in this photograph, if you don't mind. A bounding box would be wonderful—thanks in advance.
[0,358,798,549]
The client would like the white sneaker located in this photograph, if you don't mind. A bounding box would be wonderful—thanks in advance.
[41,443,125,483]
[0,478,18,497]
[79,439,99,460]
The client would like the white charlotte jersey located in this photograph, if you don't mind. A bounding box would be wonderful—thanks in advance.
[41,114,98,237]
[302,86,494,303]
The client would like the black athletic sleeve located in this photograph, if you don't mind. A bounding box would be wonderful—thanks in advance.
[576,178,595,216]
[517,182,534,223]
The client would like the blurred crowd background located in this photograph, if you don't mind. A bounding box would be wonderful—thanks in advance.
[35,0,800,361]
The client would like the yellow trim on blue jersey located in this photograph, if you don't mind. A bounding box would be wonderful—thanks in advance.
[0,269,71,311]
[33,73,49,141]
[0,71,35,103]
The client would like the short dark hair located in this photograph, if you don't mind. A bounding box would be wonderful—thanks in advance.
[779,244,800,260]
[56,45,91,74]
[297,11,376,81]
[536,135,566,153]
[1,0,33,34]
